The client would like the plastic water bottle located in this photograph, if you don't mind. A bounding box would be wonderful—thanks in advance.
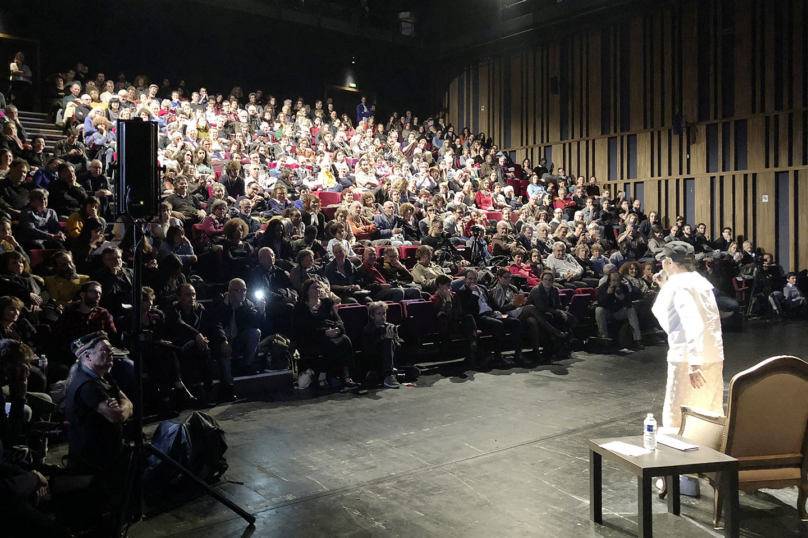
[644,413,657,450]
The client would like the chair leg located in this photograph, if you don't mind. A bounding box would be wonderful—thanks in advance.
[713,482,724,529]
[798,482,808,521]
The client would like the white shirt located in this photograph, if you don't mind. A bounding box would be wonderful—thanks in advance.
[651,271,724,366]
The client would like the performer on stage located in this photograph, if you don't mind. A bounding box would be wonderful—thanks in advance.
[651,242,725,431]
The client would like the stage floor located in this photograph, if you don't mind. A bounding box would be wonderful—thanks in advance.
[129,320,808,538]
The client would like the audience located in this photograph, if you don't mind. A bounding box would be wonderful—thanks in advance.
[1,64,806,535]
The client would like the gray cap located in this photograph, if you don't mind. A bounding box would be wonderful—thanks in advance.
[659,241,695,263]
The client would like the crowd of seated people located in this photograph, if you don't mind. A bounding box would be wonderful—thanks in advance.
[1,67,808,535]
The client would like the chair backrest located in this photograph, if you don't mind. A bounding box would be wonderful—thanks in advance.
[28,249,61,269]
[485,211,502,222]
[724,356,808,468]
[566,294,590,320]
[384,301,404,325]
[398,246,419,269]
[336,304,369,344]
[316,191,342,207]
[557,288,574,308]
[402,300,437,337]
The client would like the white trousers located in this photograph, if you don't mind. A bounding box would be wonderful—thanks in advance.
[662,361,724,430]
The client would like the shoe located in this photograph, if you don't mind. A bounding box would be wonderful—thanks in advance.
[296,368,314,389]
[514,354,533,367]
[633,341,645,351]
[218,384,238,403]
[383,375,400,389]
[498,356,515,368]
[343,377,358,388]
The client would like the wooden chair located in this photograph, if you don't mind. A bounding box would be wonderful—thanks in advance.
[678,355,808,527]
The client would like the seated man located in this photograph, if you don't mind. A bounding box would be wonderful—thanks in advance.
[164,283,219,403]
[47,162,89,219]
[361,302,403,389]
[378,247,425,298]
[292,224,327,261]
[355,248,421,303]
[771,272,808,317]
[456,269,523,367]
[17,188,66,250]
[528,271,578,350]
[55,281,122,380]
[211,278,265,382]
[165,176,206,224]
[491,220,518,258]
[595,270,644,351]
[430,274,483,368]
[77,159,114,220]
[44,251,91,311]
[91,247,133,318]
[248,247,297,337]
[52,128,88,174]
[411,245,445,295]
[0,159,35,219]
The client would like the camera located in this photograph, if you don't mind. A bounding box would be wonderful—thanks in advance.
[471,225,485,236]
[439,231,451,239]
[253,290,265,300]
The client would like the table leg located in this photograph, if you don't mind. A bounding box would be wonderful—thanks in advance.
[590,450,602,524]
[722,465,740,538]
[638,474,653,537]
[666,475,680,515]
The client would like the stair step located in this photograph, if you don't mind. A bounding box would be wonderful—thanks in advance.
[18,111,48,118]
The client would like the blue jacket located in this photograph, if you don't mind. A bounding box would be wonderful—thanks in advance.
[356,103,372,123]
[325,258,359,288]
[374,213,399,239]
[18,206,62,241]
[31,168,58,189]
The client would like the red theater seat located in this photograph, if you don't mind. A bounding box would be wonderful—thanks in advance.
[315,191,342,207]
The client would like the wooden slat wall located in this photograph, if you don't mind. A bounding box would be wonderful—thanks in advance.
[436,0,808,269]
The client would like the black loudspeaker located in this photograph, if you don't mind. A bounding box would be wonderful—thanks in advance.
[116,120,159,218]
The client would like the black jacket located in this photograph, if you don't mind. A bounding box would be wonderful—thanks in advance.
[47,180,88,216]
[456,284,495,317]
[247,265,296,304]
[210,295,264,342]
[528,284,563,315]
[597,281,633,313]
[164,301,219,346]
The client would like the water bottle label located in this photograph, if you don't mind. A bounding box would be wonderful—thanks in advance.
[646,424,654,432]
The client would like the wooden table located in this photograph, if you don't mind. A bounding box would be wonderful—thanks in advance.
[589,435,739,537]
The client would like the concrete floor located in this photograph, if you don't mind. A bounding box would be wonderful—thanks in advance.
[127,319,808,538]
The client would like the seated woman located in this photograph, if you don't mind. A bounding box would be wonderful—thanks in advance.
[17,189,66,251]
[65,196,104,241]
[326,222,358,262]
[398,203,421,244]
[69,217,105,275]
[489,268,567,364]
[0,251,47,325]
[194,147,213,176]
[347,201,380,245]
[201,200,228,244]
[526,249,547,284]
[150,201,183,246]
[147,253,187,308]
[260,218,295,270]
[474,180,494,210]
[509,248,540,288]
[221,218,255,281]
[526,173,545,199]
[301,194,326,239]
[292,279,356,389]
[205,182,227,208]
[157,225,198,267]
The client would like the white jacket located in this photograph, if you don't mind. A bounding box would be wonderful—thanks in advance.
[651,271,724,366]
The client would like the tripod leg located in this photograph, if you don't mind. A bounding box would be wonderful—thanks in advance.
[118,446,144,532]
[145,444,256,525]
